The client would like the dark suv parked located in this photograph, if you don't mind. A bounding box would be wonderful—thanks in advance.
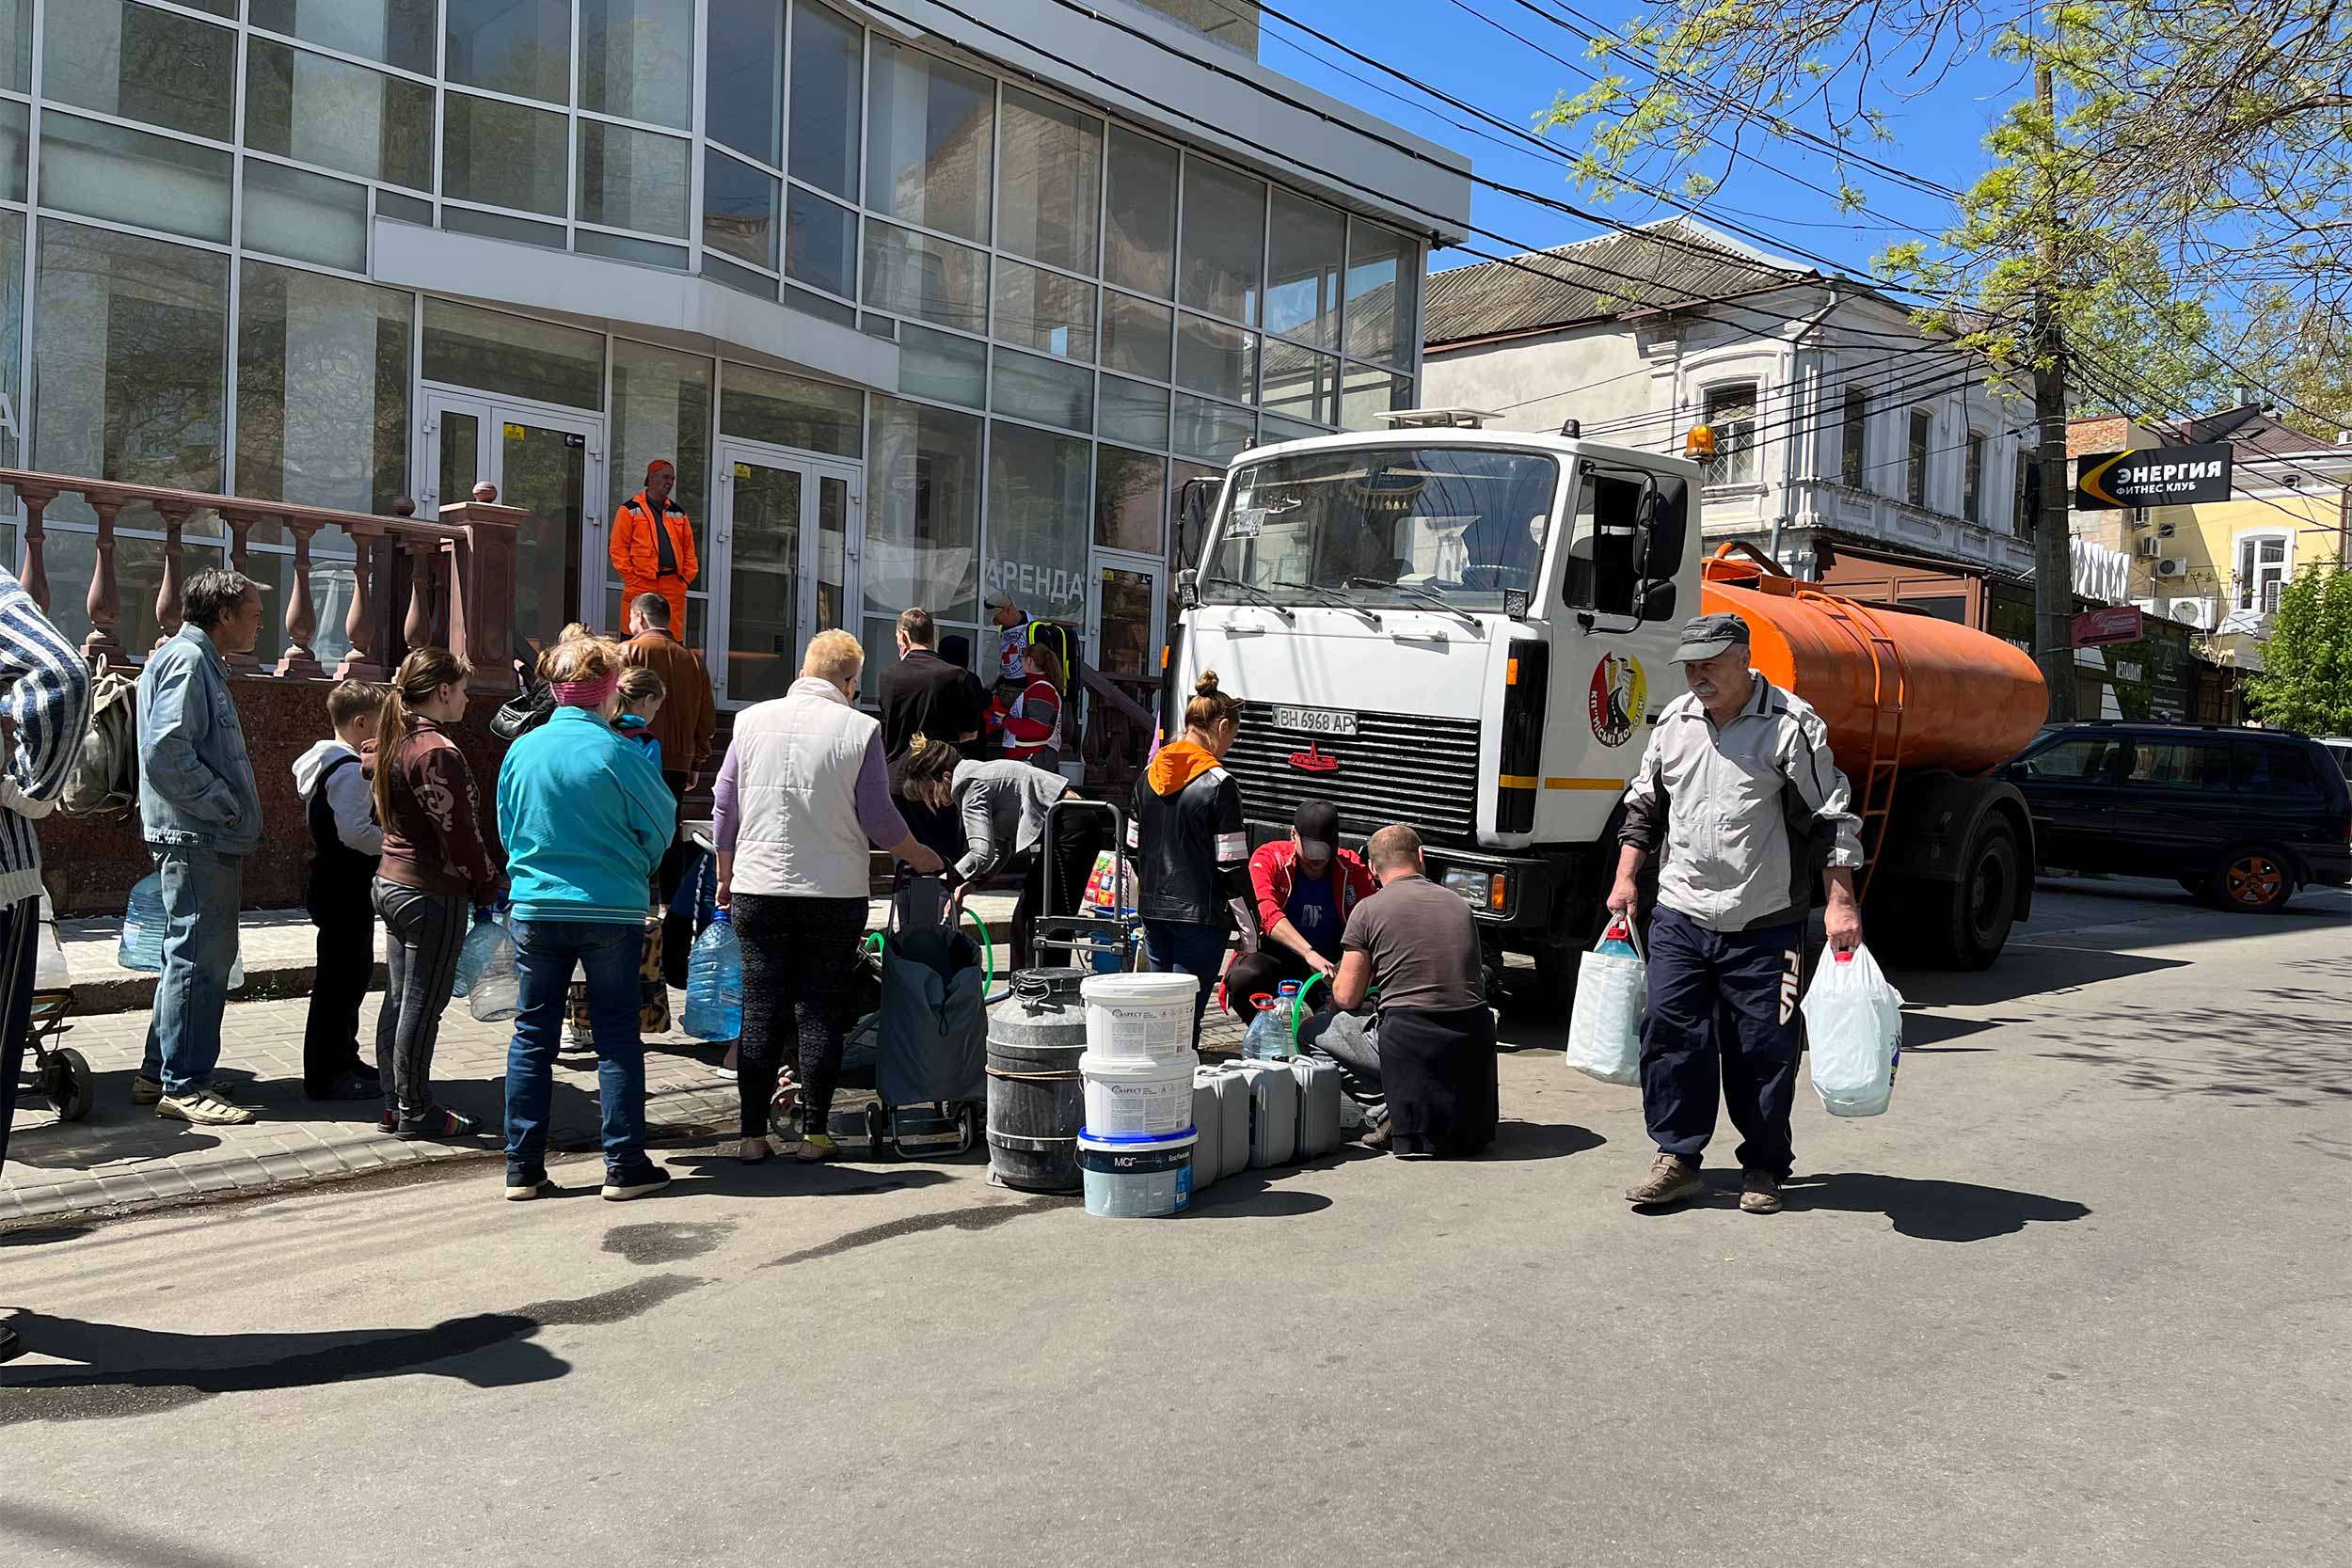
[2007,722,2352,912]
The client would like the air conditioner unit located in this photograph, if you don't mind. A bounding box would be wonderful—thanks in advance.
[2134,536,2164,558]
[2157,522,2176,539]
[2165,597,2217,630]
[2156,556,2189,578]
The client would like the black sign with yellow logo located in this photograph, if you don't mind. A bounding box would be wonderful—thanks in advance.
[2074,444,2233,510]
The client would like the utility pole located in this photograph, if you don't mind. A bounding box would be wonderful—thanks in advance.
[2030,19,2078,721]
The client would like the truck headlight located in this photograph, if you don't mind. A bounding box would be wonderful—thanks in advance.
[1438,865,1509,912]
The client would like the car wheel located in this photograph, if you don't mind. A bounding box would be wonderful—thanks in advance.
[2216,847,2296,913]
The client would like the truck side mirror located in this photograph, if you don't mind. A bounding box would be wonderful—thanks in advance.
[1636,578,1677,622]
[1177,568,1199,610]
[1174,476,1216,564]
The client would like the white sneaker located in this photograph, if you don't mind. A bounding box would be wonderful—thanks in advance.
[158,1087,256,1126]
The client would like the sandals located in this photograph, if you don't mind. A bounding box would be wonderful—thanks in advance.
[393,1107,482,1141]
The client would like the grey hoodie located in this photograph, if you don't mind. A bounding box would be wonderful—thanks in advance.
[292,738,384,857]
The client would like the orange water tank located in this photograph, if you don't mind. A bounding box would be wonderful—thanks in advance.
[1698,550,2047,778]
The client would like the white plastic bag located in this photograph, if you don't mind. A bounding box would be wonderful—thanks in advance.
[1801,943,1905,1117]
[1563,919,1645,1085]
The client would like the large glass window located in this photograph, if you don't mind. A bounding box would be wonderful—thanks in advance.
[611,341,712,530]
[443,93,568,217]
[43,0,236,143]
[986,422,1089,625]
[1101,291,1172,381]
[235,261,409,514]
[0,98,23,202]
[40,112,231,244]
[785,185,856,299]
[422,298,603,409]
[0,1,30,93]
[720,363,861,456]
[862,218,988,333]
[250,0,436,74]
[998,87,1100,275]
[1100,375,1169,448]
[1175,312,1254,405]
[1340,364,1410,430]
[241,161,368,273]
[1179,158,1263,325]
[1265,191,1344,350]
[866,40,993,244]
[994,261,1094,360]
[1261,341,1337,427]
[1172,394,1253,463]
[704,150,778,269]
[579,121,691,238]
[0,212,22,469]
[1343,220,1419,368]
[788,0,861,201]
[705,0,781,165]
[897,323,986,407]
[1104,127,1176,299]
[245,40,435,192]
[581,0,693,129]
[992,348,1092,433]
[445,0,571,105]
[868,395,981,621]
[1094,445,1164,553]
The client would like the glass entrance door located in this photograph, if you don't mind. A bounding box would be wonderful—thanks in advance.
[711,441,862,707]
[418,388,604,663]
[1087,554,1164,787]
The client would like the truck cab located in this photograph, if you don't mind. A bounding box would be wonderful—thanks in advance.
[1165,411,1701,983]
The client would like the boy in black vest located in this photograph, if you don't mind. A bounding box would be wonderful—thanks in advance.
[293,680,387,1101]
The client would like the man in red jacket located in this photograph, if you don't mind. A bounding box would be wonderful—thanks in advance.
[1222,800,1376,1019]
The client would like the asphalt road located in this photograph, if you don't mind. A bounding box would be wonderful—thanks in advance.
[4,878,2346,1568]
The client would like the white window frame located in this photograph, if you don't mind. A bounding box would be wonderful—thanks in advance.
[1700,378,1761,488]
[2233,529,2293,613]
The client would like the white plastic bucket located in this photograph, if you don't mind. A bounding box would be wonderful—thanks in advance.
[1081,973,1198,1064]
[1077,1128,1195,1217]
[1079,1050,1199,1138]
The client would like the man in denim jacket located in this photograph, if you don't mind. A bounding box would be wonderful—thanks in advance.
[134,570,266,1126]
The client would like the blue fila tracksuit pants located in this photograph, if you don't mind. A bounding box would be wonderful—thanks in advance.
[1639,905,1806,1180]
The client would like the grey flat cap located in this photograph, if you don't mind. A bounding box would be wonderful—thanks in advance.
[1670,610,1751,662]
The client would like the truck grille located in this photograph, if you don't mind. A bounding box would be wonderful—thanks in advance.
[1221,703,1483,844]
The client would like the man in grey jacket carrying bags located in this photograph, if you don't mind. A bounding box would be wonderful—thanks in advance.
[1609,611,1865,1215]
[135,570,267,1127]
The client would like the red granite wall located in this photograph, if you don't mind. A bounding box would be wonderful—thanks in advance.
[40,675,513,918]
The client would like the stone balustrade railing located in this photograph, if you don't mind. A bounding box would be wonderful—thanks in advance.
[0,469,523,693]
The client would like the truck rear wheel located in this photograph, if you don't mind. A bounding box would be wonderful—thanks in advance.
[1911,815,2019,970]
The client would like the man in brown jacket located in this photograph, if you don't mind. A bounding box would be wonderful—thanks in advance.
[621,593,716,983]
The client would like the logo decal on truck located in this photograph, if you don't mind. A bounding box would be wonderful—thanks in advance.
[1588,654,1646,747]
[1288,742,1341,773]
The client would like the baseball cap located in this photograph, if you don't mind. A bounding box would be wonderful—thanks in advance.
[985,591,1016,611]
[1293,800,1339,863]
[1670,610,1751,663]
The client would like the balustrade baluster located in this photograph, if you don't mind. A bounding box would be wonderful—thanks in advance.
[276,517,324,677]
[153,507,188,645]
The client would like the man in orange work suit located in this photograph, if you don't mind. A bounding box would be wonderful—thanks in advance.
[610,458,696,636]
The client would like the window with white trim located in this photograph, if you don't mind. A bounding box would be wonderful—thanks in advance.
[1963,430,1986,525]
[2236,531,2291,612]
[1906,406,1933,507]
[1704,382,1758,485]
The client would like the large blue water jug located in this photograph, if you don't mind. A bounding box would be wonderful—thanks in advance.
[118,871,166,972]
[1243,996,1290,1060]
[683,909,742,1041]
[465,920,519,1022]
[450,908,504,998]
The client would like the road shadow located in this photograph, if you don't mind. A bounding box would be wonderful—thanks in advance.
[664,1155,955,1200]
[0,1273,706,1426]
[1478,1119,1605,1163]
[2036,992,2352,1109]
[1778,1172,2090,1243]
[0,1502,259,1568]
[1893,945,2192,1008]
[1900,1012,2007,1050]
[3,1067,229,1168]
[1185,1163,1342,1217]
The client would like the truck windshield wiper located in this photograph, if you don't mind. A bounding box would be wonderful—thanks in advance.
[1205,574,1295,619]
[1346,576,1479,630]
[1274,578,1384,626]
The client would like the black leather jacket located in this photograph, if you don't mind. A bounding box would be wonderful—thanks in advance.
[1128,759,1251,927]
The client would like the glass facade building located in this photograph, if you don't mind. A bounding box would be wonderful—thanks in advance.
[0,1,1453,704]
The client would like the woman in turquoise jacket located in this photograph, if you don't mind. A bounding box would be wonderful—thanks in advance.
[496,635,676,1203]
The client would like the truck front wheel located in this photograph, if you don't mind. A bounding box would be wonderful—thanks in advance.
[1911,815,2020,970]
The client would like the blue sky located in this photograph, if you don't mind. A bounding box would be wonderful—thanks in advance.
[1261,0,2038,282]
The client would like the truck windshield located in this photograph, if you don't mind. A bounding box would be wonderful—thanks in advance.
[1205,446,1561,612]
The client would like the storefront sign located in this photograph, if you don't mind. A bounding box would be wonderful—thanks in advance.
[2072,605,2143,647]
[2074,445,2233,509]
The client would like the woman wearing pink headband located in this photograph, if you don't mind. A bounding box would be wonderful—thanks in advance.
[494,634,679,1203]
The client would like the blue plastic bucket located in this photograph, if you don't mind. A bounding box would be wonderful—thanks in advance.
[1077,1127,1195,1217]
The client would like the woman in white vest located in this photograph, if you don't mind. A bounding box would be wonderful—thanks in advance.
[712,630,943,1164]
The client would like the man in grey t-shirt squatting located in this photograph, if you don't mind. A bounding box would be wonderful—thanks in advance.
[1610,611,1865,1216]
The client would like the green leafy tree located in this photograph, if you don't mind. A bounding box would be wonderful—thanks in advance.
[2249,566,2352,735]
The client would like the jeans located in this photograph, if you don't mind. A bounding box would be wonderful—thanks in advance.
[1299,1008,1386,1122]
[1639,907,1806,1180]
[139,846,244,1096]
[0,895,39,1172]
[302,880,375,1098]
[1142,919,1228,1047]
[373,882,467,1126]
[502,919,651,1180]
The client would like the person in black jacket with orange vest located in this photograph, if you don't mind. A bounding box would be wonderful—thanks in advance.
[1128,672,1252,1043]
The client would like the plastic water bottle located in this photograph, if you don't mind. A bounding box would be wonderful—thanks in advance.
[466,921,519,1022]
[683,909,743,1041]
[1275,979,1304,1056]
[450,907,503,998]
[118,871,167,972]
[1243,996,1286,1059]
[1597,918,1638,959]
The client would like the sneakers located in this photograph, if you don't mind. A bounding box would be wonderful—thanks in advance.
[130,1075,164,1106]
[504,1169,554,1202]
[1358,1119,1393,1152]
[600,1163,673,1201]
[1740,1171,1785,1215]
[1626,1152,1703,1208]
[158,1086,256,1127]
[796,1132,839,1165]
